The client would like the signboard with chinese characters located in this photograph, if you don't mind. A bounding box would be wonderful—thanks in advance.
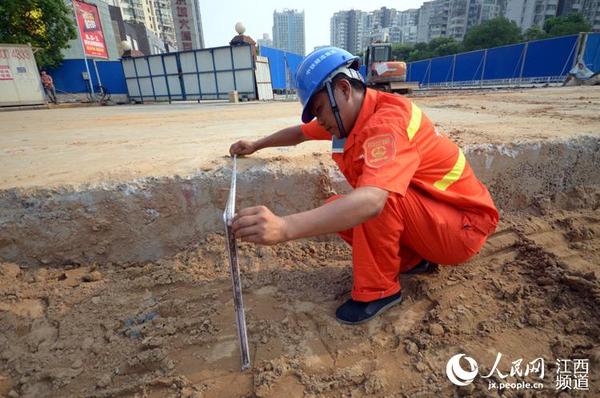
[0,44,45,106]
[0,64,13,80]
[73,0,109,59]
[171,0,201,51]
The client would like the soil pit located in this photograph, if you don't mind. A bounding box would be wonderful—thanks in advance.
[1,88,599,397]
[1,187,599,398]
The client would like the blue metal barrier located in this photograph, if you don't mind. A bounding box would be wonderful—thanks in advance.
[259,46,304,90]
[583,33,600,73]
[453,50,485,82]
[47,59,128,94]
[521,35,578,78]
[407,59,430,84]
[483,43,525,80]
[407,34,583,87]
[430,55,454,83]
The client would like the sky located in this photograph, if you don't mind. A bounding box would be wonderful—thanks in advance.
[200,1,426,53]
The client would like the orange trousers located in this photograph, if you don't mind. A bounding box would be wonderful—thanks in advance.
[327,187,496,302]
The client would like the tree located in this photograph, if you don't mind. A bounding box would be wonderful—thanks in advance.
[391,43,414,61]
[523,26,547,41]
[463,17,522,51]
[407,42,432,61]
[429,37,462,57]
[0,0,77,68]
[543,13,591,37]
[400,37,463,62]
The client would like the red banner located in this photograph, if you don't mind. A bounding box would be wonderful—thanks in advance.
[73,0,108,59]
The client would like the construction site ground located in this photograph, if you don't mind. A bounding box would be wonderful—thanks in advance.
[0,86,599,398]
[1,86,598,190]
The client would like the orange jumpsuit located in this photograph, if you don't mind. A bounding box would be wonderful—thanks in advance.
[301,88,499,302]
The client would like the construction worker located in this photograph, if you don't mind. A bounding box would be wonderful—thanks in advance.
[229,47,499,325]
[40,71,57,104]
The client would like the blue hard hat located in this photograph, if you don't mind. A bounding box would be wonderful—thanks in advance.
[296,47,360,123]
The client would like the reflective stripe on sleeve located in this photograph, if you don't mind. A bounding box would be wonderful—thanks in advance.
[406,102,422,142]
[433,149,466,191]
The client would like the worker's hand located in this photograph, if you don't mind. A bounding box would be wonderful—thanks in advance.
[229,140,257,156]
[230,206,288,245]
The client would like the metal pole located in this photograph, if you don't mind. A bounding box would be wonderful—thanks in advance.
[451,53,457,87]
[573,32,586,68]
[518,42,529,82]
[480,49,488,87]
[72,0,94,98]
[93,59,102,90]
[428,59,432,86]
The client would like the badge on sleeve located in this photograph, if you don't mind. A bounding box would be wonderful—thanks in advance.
[363,134,395,168]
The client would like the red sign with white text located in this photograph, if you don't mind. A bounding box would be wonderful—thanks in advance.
[73,0,108,59]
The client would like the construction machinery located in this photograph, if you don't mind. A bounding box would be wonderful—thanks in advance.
[363,43,419,94]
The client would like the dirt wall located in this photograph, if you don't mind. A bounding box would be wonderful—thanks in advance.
[0,136,598,267]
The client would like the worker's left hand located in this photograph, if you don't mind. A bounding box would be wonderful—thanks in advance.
[230,205,289,245]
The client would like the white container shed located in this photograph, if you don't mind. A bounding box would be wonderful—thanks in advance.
[0,44,45,107]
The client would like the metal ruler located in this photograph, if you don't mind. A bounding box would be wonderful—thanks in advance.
[223,155,251,371]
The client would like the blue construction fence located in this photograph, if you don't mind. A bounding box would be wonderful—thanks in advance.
[583,32,600,73]
[259,46,303,90]
[47,59,128,95]
[406,33,600,87]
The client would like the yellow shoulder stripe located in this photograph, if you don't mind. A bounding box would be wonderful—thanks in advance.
[406,102,422,142]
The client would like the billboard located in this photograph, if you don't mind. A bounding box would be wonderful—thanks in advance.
[73,0,108,59]
[171,0,203,51]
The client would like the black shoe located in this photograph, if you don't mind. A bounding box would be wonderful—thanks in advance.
[335,291,403,325]
[402,260,437,275]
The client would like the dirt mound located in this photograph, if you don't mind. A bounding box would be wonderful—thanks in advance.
[1,187,599,398]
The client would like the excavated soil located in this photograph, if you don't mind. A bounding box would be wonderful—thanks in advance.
[1,186,599,398]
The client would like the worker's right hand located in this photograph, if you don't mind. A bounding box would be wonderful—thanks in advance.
[229,140,257,156]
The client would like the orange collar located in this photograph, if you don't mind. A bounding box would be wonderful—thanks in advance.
[343,88,379,151]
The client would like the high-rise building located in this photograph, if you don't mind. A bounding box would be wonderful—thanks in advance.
[445,0,503,40]
[111,0,204,51]
[331,11,349,51]
[257,33,273,48]
[330,0,596,51]
[557,0,600,31]
[331,7,418,52]
[393,9,419,43]
[417,0,449,42]
[505,0,558,31]
[506,0,599,32]
[151,0,177,51]
[414,0,504,42]
[447,0,471,39]
[273,9,306,55]
[577,0,600,31]
[330,10,367,54]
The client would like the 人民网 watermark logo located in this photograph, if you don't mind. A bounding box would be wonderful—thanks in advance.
[446,354,478,386]
[445,352,590,391]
